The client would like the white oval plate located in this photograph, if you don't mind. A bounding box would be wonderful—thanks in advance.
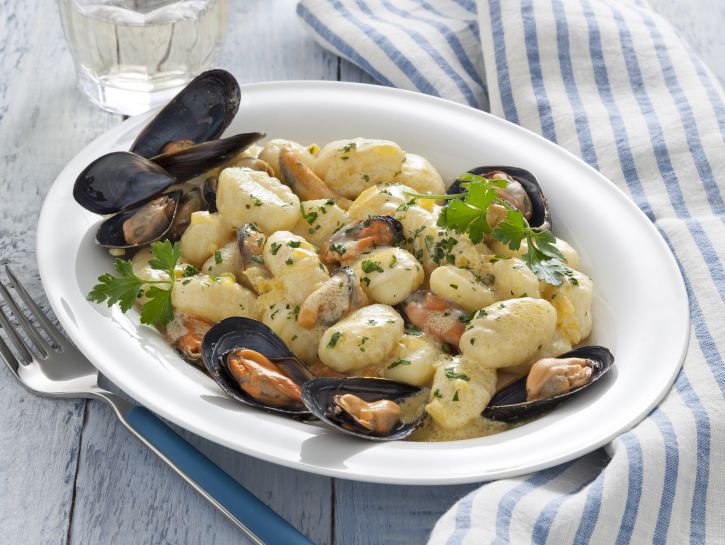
[37,82,688,485]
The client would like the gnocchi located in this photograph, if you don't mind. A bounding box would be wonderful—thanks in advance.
[351,247,424,305]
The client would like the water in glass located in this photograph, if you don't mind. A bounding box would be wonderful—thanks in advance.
[59,0,228,115]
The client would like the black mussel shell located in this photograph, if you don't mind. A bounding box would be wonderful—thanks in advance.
[448,166,550,229]
[202,176,219,213]
[201,317,314,417]
[151,132,265,183]
[484,346,614,423]
[301,377,428,441]
[130,69,241,158]
[73,152,176,214]
[362,215,404,244]
[95,190,181,249]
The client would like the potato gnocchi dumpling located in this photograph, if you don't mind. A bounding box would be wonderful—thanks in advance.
[351,247,424,305]
[292,199,349,248]
[201,239,243,281]
[542,268,593,345]
[485,257,541,300]
[263,231,329,305]
[216,167,300,232]
[257,289,325,365]
[425,356,497,429]
[171,274,259,323]
[180,211,235,268]
[318,304,404,372]
[314,138,406,199]
[383,333,445,386]
[460,297,557,368]
[429,265,497,312]
[411,225,483,275]
[393,153,445,195]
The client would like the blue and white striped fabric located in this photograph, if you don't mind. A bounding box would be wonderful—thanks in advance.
[297,0,725,543]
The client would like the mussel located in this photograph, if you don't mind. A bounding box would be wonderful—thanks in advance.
[483,346,614,422]
[278,146,352,208]
[298,267,368,329]
[167,188,203,242]
[448,166,550,229]
[73,152,177,215]
[301,377,428,441]
[130,69,241,158]
[320,216,404,265]
[95,190,181,249]
[399,290,469,347]
[201,317,315,416]
[151,132,265,182]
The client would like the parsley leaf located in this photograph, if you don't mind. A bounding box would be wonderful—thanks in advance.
[444,367,470,381]
[361,259,384,273]
[412,174,568,286]
[388,358,411,369]
[87,241,181,326]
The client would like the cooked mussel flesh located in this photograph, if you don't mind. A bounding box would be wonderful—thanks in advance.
[131,69,241,158]
[95,190,181,249]
[298,267,368,329]
[448,166,550,229]
[201,317,314,416]
[73,151,176,215]
[226,348,304,408]
[331,394,401,434]
[321,216,404,265]
[483,346,614,422]
[526,356,594,401]
[237,223,267,270]
[165,314,213,366]
[167,188,202,241]
[278,146,352,208]
[301,377,428,440]
[399,290,468,347]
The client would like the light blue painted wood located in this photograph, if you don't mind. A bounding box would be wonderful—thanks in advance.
[0,0,723,544]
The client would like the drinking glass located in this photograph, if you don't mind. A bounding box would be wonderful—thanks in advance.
[58,0,229,115]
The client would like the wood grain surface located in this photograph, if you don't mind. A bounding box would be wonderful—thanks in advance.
[0,1,722,544]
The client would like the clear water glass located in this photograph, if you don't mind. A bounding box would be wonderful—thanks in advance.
[59,0,229,115]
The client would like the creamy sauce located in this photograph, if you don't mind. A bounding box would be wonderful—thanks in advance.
[397,389,430,424]
[409,415,511,442]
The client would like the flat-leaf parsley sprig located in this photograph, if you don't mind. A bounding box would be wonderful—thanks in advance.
[406,173,568,286]
[87,240,183,326]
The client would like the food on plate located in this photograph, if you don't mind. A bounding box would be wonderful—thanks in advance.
[79,70,613,442]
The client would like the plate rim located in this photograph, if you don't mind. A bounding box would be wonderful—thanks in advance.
[36,80,689,485]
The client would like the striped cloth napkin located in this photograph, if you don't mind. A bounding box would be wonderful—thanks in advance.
[297,0,725,543]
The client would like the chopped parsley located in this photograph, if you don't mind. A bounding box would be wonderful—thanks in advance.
[270,242,282,255]
[361,259,384,274]
[327,331,342,348]
[444,367,470,381]
[214,250,222,264]
[388,358,411,369]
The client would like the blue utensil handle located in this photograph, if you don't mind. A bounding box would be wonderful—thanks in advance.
[126,406,315,545]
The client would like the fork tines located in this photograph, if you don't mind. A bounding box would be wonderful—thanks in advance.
[0,266,63,370]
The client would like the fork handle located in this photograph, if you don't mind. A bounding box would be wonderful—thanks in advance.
[123,406,315,545]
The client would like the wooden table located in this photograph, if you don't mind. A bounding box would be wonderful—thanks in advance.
[0,1,722,544]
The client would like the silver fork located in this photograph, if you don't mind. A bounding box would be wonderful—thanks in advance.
[0,266,314,545]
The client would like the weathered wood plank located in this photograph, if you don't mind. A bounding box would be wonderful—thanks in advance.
[0,0,119,544]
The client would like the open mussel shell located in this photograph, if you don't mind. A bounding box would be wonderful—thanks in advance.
[301,377,428,441]
[483,346,614,423]
[130,69,241,158]
[151,132,265,182]
[201,317,314,417]
[95,190,181,249]
[73,152,176,214]
[448,166,550,229]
